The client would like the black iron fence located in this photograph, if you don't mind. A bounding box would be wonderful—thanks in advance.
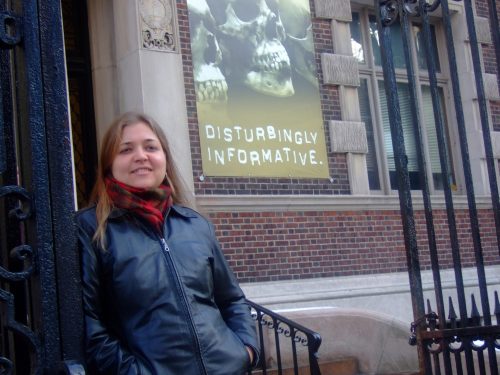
[1,0,84,373]
[413,295,500,375]
[376,0,500,374]
[247,300,322,375]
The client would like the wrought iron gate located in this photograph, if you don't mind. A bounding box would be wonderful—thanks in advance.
[0,0,84,373]
[376,0,500,374]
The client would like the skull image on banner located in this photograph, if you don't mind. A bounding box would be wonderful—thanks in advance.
[209,0,294,97]
[189,0,228,103]
[279,0,317,88]
[187,0,329,178]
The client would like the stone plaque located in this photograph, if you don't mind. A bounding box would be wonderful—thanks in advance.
[139,0,177,52]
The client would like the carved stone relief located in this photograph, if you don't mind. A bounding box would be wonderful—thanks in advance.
[139,0,177,52]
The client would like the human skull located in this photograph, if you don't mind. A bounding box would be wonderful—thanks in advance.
[279,0,318,88]
[208,0,294,97]
[189,0,228,103]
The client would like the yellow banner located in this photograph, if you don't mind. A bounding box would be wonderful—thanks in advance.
[188,0,329,178]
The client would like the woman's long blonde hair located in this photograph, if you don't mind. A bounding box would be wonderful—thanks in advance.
[90,111,188,247]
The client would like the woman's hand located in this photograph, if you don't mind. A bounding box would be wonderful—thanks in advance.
[245,346,254,365]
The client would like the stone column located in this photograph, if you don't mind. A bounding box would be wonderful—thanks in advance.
[87,0,119,139]
[314,0,370,194]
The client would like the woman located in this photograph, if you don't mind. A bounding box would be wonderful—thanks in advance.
[76,112,258,374]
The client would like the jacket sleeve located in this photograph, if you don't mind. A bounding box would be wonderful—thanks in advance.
[77,220,149,375]
[208,222,260,367]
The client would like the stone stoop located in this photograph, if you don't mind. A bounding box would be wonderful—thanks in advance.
[253,356,359,375]
[317,357,359,375]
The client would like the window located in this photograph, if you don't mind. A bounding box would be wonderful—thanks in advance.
[351,10,455,193]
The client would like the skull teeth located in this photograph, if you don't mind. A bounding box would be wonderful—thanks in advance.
[253,51,291,73]
[196,80,228,102]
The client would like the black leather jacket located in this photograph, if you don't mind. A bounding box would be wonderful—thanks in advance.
[76,205,259,375]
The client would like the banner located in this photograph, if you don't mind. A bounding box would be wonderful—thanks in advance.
[187,0,329,178]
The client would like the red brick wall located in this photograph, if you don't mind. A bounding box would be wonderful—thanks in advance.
[482,43,498,76]
[176,0,350,195]
[492,102,500,132]
[475,0,499,18]
[207,208,499,283]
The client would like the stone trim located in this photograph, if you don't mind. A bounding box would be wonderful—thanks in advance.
[195,194,494,212]
[484,73,500,100]
[462,72,500,101]
[474,16,492,45]
[313,0,352,22]
[321,53,360,87]
[491,131,500,158]
[241,265,500,325]
[329,120,368,153]
[317,4,369,194]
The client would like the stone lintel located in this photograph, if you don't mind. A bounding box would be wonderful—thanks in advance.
[329,120,368,153]
[321,53,359,87]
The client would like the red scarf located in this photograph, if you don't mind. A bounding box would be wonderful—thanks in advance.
[105,177,173,234]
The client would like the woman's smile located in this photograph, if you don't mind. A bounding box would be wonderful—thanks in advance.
[131,167,153,174]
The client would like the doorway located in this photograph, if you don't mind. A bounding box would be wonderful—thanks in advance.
[61,0,97,208]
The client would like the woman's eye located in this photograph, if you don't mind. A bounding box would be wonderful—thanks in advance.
[119,147,132,154]
[146,145,159,151]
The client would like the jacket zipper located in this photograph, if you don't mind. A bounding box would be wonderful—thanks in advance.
[159,238,208,375]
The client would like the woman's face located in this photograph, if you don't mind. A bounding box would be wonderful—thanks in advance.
[111,122,167,189]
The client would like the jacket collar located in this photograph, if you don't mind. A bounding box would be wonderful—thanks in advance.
[169,205,198,218]
[108,204,197,220]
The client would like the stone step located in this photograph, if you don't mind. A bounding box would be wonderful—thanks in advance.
[252,356,359,375]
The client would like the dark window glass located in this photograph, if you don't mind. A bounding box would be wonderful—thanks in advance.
[351,12,365,64]
[414,24,441,72]
[369,15,406,69]
[358,79,380,189]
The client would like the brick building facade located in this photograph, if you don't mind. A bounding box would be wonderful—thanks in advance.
[173,0,500,284]
[81,0,500,372]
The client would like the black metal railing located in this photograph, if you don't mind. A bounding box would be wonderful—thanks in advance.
[247,300,322,375]
[376,0,500,374]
